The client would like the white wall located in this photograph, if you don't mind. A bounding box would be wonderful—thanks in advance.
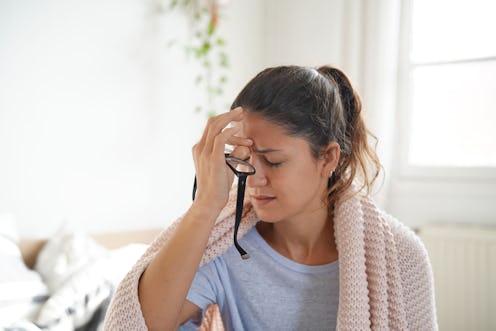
[0,0,408,238]
[0,0,265,238]
[2,0,493,238]
[263,0,344,68]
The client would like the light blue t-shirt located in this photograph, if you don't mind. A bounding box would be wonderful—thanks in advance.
[180,227,339,331]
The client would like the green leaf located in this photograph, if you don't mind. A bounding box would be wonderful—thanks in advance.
[193,48,201,58]
[219,52,229,67]
[167,0,229,117]
[207,21,216,36]
[201,42,211,55]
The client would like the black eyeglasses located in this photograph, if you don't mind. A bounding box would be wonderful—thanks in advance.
[192,154,256,259]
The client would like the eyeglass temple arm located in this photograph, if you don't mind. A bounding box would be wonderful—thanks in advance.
[192,176,197,201]
[192,162,250,260]
[234,175,250,259]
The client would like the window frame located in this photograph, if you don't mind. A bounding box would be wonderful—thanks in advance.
[395,0,496,181]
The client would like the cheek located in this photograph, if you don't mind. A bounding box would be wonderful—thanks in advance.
[272,164,320,196]
[286,174,320,199]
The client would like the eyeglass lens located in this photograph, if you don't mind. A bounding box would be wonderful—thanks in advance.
[225,156,256,175]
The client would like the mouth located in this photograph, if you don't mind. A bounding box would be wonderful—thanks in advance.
[251,195,276,206]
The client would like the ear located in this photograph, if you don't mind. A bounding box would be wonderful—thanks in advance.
[320,141,340,177]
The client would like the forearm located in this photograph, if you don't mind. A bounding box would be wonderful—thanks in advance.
[138,203,219,330]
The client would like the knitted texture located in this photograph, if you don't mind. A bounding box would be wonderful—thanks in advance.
[103,187,437,330]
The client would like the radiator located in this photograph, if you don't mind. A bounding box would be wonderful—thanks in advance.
[417,224,496,331]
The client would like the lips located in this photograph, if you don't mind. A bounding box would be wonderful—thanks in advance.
[251,195,276,206]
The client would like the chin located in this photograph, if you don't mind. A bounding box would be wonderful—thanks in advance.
[250,197,287,222]
[252,207,285,223]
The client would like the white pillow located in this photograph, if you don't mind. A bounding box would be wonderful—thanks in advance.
[33,223,112,330]
[34,223,107,293]
[0,217,49,327]
[35,258,112,331]
[30,223,149,330]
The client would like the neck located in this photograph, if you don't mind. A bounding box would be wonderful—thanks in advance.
[256,206,338,265]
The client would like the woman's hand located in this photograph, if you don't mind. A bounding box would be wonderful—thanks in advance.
[191,107,252,216]
[138,108,252,330]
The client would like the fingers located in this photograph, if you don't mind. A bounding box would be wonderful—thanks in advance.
[201,107,244,150]
[226,135,252,147]
[229,146,251,161]
[211,126,240,155]
[191,109,243,208]
[199,107,252,157]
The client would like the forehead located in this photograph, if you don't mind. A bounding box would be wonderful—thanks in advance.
[241,112,285,135]
[240,112,311,153]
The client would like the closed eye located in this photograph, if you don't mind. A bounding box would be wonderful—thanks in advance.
[246,153,285,168]
[263,158,283,167]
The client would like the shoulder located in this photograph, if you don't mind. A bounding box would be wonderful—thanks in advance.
[362,198,433,291]
[384,214,424,251]
[360,196,430,266]
[380,211,438,329]
[382,212,430,268]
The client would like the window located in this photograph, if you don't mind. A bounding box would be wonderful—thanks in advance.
[390,0,496,227]
[399,0,496,171]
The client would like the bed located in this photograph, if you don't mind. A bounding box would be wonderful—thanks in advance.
[1,223,161,331]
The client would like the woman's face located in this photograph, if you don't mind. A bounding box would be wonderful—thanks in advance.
[240,112,332,223]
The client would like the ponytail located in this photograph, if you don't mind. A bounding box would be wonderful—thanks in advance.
[317,66,382,209]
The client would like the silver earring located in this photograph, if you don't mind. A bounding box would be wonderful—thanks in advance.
[329,170,334,178]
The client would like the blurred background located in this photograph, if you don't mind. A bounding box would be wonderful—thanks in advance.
[0,0,495,329]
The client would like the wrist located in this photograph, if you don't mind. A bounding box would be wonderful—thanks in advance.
[187,199,223,226]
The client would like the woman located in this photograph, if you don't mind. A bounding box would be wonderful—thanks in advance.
[104,66,437,330]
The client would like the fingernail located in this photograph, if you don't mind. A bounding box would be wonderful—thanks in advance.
[233,107,243,113]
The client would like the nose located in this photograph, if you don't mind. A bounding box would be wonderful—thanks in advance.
[247,162,267,187]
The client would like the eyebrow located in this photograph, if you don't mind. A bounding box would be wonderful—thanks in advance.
[252,148,283,154]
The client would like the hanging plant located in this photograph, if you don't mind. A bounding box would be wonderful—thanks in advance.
[168,0,230,117]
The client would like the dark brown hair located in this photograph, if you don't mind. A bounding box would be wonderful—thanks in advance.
[231,65,381,211]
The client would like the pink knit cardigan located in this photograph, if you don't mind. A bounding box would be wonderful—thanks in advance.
[104,187,438,330]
